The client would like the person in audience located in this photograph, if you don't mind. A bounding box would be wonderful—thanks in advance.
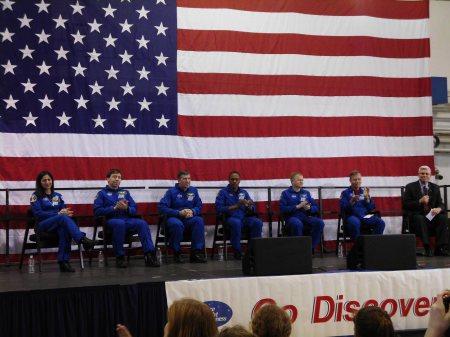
[340,170,385,240]
[93,168,159,268]
[251,304,291,337]
[353,306,395,337]
[116,298,217,337]
[279,172,325,252]
[425,290,450,337]
[215,171,263,260]
[219,325,255,337]
[30,171,94,272]
[158,170,207,263]
[403,165,449,257]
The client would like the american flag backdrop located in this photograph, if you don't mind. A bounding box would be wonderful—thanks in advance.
[0,0,433,255]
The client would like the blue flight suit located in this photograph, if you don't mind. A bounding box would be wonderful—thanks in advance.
[215,185,263,252]
[158,184,205,252]
[340,187,385,239]
[93,186,155,257]
[279,187,325,248]
[30,192,86,262]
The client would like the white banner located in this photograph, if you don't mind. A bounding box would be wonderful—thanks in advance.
[166,269,450,337]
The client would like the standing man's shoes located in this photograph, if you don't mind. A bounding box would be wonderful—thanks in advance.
[190,250,207,263]
[116,256,128,268]
[145,252,160,267]
[59,261,75,272]
[174,252,185,264]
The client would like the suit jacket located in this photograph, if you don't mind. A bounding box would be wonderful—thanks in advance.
[403,180,445,215]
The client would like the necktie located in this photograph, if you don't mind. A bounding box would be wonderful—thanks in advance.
[422,185,430,212]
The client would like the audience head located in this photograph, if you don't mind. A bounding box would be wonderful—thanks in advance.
[418,165,431,183]
[349,170,362,189]
[35,171,54,197]
[165,298,217,337]
[251,304,291,337]
[106,168,122,189]
[353,306,395,337]
[219,325,254,337]
[177,170,191,190]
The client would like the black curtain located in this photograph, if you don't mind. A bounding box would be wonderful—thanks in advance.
[0,282,167,337]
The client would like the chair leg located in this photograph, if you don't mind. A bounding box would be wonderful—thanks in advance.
[36,244,42,273]
[78,244,84,270]
[320,234,324,258]
[211,223,219,260]
[19,227,30,270]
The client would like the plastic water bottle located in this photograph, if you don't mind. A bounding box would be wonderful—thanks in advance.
[28,254,35,274]
[98,250,104,267]
[217,245,224,261]
[156,247,163,265]
[337,242,344,258]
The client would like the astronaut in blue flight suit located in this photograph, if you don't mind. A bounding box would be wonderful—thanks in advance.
[215,171,263,259]
[93,169,159,268]
[30,171,94,272]
[158,170,207,263]
[279,172,325,251]
[340,170,385,239]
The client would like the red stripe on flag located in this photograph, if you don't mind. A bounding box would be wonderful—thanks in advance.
[178,30,430,58]
[178,73,431,97]
[178,116,433,137]
[177,0,428,19]
[0,156,433,181]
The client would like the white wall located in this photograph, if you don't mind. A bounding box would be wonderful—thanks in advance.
[430,1,450,87]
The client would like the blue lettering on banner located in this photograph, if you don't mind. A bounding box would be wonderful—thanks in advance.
[204,301,233,327]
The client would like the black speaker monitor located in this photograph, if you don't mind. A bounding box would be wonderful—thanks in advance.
[242,237,312,276]
[347,234,417,271]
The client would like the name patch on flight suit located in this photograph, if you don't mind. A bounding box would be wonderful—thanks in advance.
[52,196,60,206]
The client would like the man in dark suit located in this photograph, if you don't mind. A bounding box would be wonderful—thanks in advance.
[403,165,449,257]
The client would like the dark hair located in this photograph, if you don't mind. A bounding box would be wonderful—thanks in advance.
[106,168,121,178]
[354,306,395,337]
[166,298,217,337]
[177,170,190,179]
[251,304,291,337]
[349,170,361,178]
[219,325,254,337]
[228,171,240,179]
[35,171,54,198]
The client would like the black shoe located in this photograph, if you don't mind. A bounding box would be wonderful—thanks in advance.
[174,252,185,264]
[233,251,242,260]
[116,256,128,268]
[59,261,75,273]
[435,246,450,256]
[145,252,160,267]
[81,236,95,251]
[190,250,207,263]
[425,247,434,257]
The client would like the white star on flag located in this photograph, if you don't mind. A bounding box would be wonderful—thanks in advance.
[74,95,89,109]
[92,114,106,128]
[103,4,117,18]
[35,29,50,44]
[123,114,137,128]
[19,45,34,59]
[56,112,72,126]
[21,79,36,93]
[1,0,15,11]
[4,94,18,109]
[55,79,71,93]
[89,81,103,95]
[23,112,38,126]
[105,65,119,79]
[88,48,101,62]
[88,19,102,33]
[137,66,150,80]
[2,60,16,75]
[155,52,168,66]
[121,82,135,96]
[71,1,84,15]
[136,6,150,19]
[104,34,117,47]
[138,97,152,111]
[136,35,149,49]
[120,19,133,33]
[39,94,54,109]
[18,14,32,29]
[154,22,168,36]
[36,61,51,75]
[155,82,169,96]
[35,0,50,13]
[0,28,14,42]
[53,15,67,29]
[119,50,133,64]
[71,30,85,45]
[54,46,69,60]
[106,97,120,111]
[72,62,87,77]
[156,114,170,128]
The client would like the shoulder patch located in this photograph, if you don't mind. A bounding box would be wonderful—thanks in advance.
[30,194,37,203]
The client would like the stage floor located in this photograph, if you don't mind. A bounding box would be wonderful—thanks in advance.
[1,253,449,293]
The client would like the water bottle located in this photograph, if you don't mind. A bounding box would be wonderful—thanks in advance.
[28,254,35,274]
[217,245,224,261]
[156,247,163,265]
[98,250,104,267]
[337,242,344,258]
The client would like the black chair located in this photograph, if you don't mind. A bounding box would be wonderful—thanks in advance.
[90,215,141,266]
[210,213,252,260]
[19,210,84,272]
[277,212,325,257]
[336,210,378,257]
